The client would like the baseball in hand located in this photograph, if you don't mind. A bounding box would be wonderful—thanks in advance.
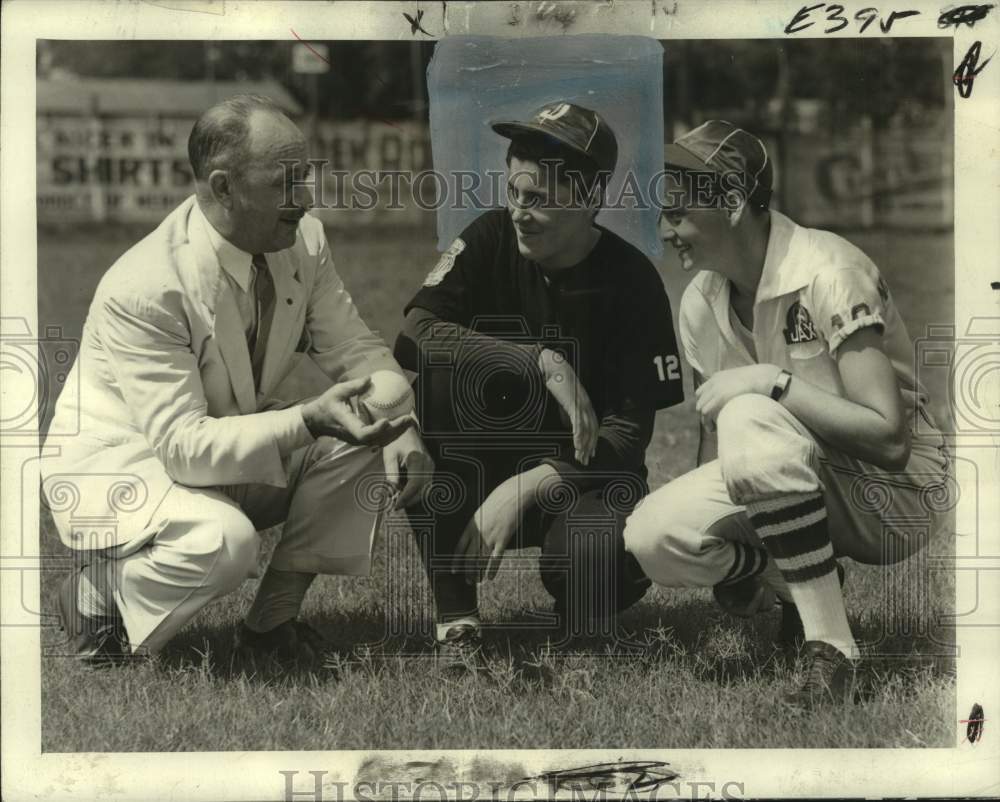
[359,370,415,422]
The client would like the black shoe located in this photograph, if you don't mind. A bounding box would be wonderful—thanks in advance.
[778,562,846,650]
[435,623,487,675]
[783,640,859,710]
[57,571,131,666]
[713,576,777,618]
[234,619,328,668]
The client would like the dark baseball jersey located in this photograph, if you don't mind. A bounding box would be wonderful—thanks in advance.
[397,208,683,487]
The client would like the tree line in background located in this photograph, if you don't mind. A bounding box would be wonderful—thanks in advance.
[38,38,950,128]
[663,39,950,131]
[37,41,437,121]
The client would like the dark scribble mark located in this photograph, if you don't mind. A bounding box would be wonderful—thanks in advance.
[962,703,986,743]
[953,41,994,98]
[404,760,447,771]
[404,9,432,36]
[528,761,679,794]
[938,3,995,27]
[991,282,1000,290]
[877,9,920,31]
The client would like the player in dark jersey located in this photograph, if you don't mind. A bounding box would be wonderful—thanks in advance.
[394,102,684,671]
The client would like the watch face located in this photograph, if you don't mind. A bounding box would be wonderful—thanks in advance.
[771,371,791,400]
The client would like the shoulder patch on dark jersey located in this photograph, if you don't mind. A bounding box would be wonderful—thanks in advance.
[423,238,466,287]
[877,276,890,303]
[783,300,818,345]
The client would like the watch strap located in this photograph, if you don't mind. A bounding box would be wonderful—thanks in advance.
[770,369,792,401]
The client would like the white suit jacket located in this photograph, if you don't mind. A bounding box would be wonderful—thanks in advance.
[42,195,401,550]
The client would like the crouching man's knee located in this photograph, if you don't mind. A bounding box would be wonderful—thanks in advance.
[623,491,674,579]
[205,510,259,596]
[716,393,820,504]
[541,517,649,622]
[623,478,744,589]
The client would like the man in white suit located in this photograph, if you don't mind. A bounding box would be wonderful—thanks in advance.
[43,94,432,665]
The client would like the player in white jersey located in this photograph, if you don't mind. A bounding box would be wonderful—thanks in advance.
[623,121,953,709]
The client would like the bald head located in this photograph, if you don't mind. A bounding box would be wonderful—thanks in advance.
[190,95,312,255]
[188,94,301,182]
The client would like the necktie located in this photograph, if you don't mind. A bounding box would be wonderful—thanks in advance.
[250,253,276,390]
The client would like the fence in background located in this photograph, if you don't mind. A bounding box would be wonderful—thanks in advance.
[36,112,432,227]
[37,104,952,230]
[780,116,953,230]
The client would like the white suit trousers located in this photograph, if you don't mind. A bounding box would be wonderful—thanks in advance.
[102,438,384,654]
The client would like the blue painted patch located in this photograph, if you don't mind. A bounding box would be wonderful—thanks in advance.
[427,35,664,258]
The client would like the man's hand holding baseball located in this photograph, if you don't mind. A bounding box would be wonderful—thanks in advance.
[538,347,599,465]
[301,376,415,446]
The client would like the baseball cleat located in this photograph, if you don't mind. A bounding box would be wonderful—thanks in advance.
[233,619,329,669]
[778,561,846,650]
[783,639,860,710]
[434,622,487,675]
[713,575,777,618]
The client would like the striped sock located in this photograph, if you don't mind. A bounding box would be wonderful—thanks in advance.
[746,492,858,660]
[759,556,793,603]
[718,542,769,586]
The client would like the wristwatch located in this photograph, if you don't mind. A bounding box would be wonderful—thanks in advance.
[770,369,792,401]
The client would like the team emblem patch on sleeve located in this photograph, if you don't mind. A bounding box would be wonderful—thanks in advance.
[423,238,466,287]
[783,301,818,345]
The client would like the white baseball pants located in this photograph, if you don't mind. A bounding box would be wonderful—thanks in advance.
[624,394,952,588]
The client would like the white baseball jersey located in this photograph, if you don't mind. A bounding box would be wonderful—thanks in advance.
[679,210,940,437]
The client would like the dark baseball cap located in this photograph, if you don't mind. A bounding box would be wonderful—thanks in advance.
[663,120,773,208]
[491,101,618,175]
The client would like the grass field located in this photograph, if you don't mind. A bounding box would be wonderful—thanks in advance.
[37,220,956,751]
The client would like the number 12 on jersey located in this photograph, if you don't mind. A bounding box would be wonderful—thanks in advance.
[653,354,681,382]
